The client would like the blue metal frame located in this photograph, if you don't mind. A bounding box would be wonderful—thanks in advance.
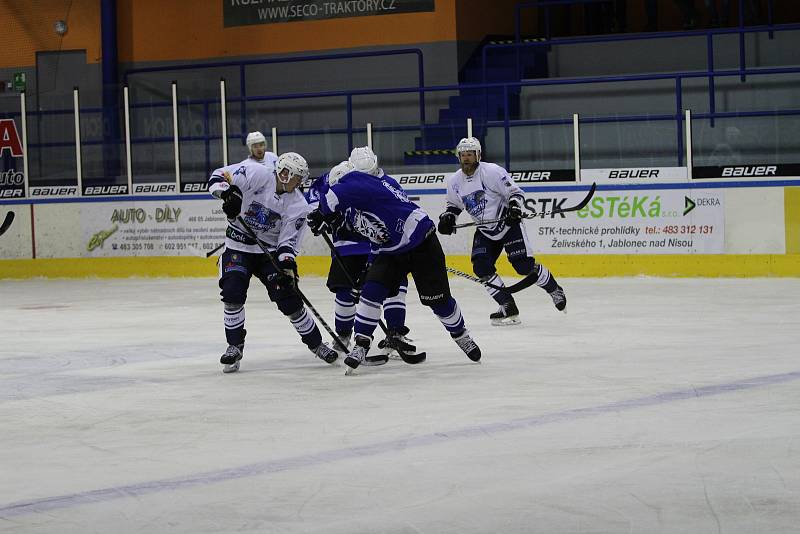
[5,25,800,183]
[515,0,614,44]
[123,48,426,144]
[7,64,800,177]
[482,23,800,131]
[514,0,776,44]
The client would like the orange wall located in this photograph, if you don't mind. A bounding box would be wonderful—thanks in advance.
[0,0,101,67]
[4,0,797,70]
[455,0,520,42]
[2,0,458,68]
[117,0,457,63]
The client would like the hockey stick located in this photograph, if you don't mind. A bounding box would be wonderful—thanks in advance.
[446,266,539,295]
[318,231,426,365]
[234,215,351,357]
[0,211,15,237]
[205,242,224,257]
[454,182,597,230]
[217,171,349,358]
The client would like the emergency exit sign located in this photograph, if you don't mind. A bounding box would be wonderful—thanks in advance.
[13,72,25,92]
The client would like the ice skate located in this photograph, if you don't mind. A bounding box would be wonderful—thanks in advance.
[549,286,567,313]
[333,332,352,356]
[344,334,371,375]
[489,300,521,326]
[313,342,339,364]
[220,343,244,373]
[453,329,481,362]
[377,326,416,360]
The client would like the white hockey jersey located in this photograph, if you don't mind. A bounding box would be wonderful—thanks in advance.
[256,152,279,170]
[208,159,310,260]
[445,162,526,240]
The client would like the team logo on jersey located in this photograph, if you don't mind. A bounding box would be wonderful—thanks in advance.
[244,202,282,232]
[381,180,410,203]
[462,190,487,218]
[347,208,390,244]
[304,176,328,203]
[295,217,306,230]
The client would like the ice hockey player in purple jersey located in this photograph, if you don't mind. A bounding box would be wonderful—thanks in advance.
[304,154,414,359]
[208,152,338,372]
[438,137,566,326]
[307,164,481,372]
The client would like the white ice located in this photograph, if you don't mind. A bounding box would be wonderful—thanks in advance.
[1,276,799,533]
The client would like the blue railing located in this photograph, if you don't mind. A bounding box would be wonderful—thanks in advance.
[123,48,427,142]
[514,0,776,43]
[515,0,613,43]
[4,22,798,184]
[483,23,800,127]
[8,63,797,177]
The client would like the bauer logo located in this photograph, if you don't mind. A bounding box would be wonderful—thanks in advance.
[397,174,446,185]
[582,167,685,182]
[83,185,129,196]
[30,186,79,197]
[692,163,800,179]
[134,183,175,194]
[608,169,659,179]
[721,165,776,177]
[0,187,23,198]
[512,169,575,182]
[182,182,209,193]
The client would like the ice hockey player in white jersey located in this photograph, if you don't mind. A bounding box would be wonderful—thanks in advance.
[244,131,279,170]
[437,137,566,326]
[208,152,338,372]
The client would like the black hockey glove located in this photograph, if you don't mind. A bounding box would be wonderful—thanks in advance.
[307,209,329,236]
[307,209,343,236]
[505,198,524,225]
[220,185,243,220]
[437,212,457,235]
[354,257,374,288]
[276,258,298,288]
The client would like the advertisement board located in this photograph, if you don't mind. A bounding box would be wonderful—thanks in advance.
[0,118,26,199]
[223,0,436,27]
[79,200,226,257]
[523,188,724,254]
[692,164,800,179]
[25,199,226,258]
[580,167,687,183]
[392,168,576,191]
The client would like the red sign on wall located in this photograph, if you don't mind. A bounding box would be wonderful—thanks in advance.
[0,119,24,157]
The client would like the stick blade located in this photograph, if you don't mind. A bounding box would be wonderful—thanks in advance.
[555,182,596,215]
[399,351,426,364]
[0,211,15,236]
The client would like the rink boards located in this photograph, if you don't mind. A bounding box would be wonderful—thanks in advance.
[1,171,799,278]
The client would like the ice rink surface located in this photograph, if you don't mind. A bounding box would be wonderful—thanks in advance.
[1,276,799,533]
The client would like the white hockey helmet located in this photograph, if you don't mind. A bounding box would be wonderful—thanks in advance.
[456,136,482,161]
[328,160,354,186]
[348,146,379,176]
[246,131,267,154]
[276,152,309,183]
